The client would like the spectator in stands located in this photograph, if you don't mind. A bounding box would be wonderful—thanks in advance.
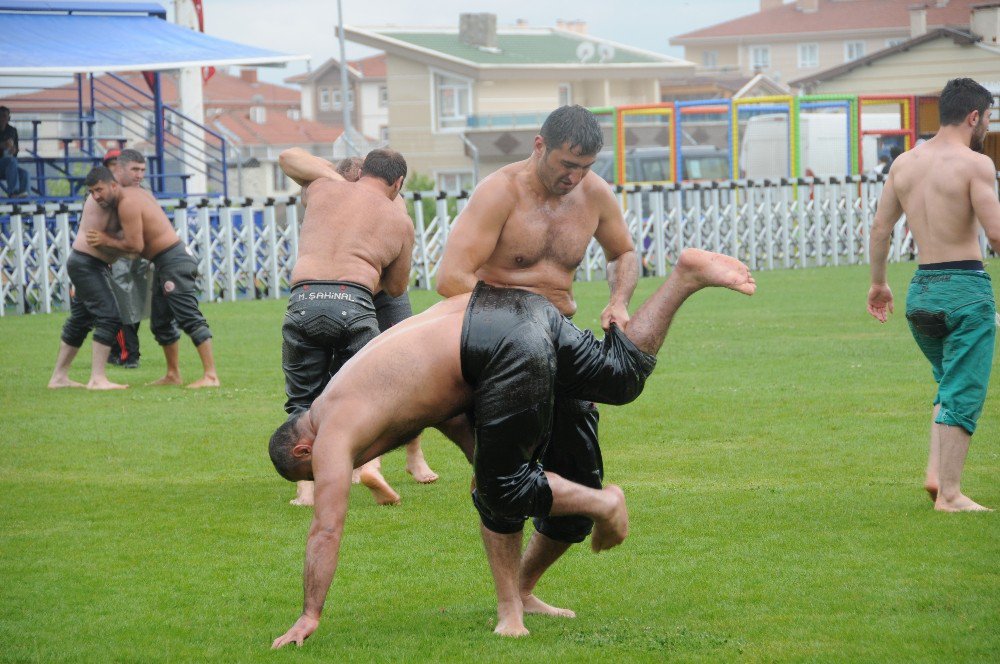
[870,152,890,179]
[103,148,151,369]
[888,145,904,169]
[0,106,29,196]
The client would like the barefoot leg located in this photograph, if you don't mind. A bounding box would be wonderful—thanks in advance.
[405,438,438,483]
[934,424,991,512]
[150,342,183,386]
[359,459,401,506]
[289,480,314,507]
[520,532,575,618]
[924,405,941,502]
[48,341,84,388]
[186,339,219,388]
[86,341,128,390]
[480,524,529,637]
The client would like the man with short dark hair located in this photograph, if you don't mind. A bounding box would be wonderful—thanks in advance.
[104,148,151,369]
[85,166,219,388]
[269,247,755,647]
[0,106,29,196]
[436,104,638,632]
[47,167,129,390]
[276,147,415,506]
[867,77,1000,512]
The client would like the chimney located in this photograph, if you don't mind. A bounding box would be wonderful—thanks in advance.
[240,69,258,84]
[515,18,529,28]
[760,0,783,11]
[971,4,1000,46]
[909,5,927,38]
[563,20,587,34]
[555,19,567,31]
[796,0,818,13]
[459,13,497,49]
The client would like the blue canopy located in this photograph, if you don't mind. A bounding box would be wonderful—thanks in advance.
[0,3,307,74]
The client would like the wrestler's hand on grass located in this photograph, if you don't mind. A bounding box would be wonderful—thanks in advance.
[271,614,319,649]
[866,283,894,323]
[600,302,630,331]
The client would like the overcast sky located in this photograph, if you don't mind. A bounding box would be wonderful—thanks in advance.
[191,0,763,84]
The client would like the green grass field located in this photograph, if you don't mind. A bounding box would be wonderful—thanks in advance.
[1,262,998,662]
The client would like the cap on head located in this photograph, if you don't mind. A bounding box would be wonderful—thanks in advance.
[102,148,121,167]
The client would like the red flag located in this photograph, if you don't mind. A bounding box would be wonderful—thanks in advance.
[191,0,216,83]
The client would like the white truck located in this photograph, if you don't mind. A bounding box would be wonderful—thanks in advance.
[739,111,904,180]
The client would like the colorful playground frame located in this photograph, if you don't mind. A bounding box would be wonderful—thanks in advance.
[594,94,918,184]
[730,95,795,180]
[857,95,916,172]
[615,103,677,184]
[675,99,732,183]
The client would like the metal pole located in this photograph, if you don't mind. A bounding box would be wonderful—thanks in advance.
[337,0,357,156]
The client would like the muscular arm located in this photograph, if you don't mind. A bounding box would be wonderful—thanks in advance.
[592,183,638,329]
[381,218,415,297]
[87,196,144,255]
[279,148,345,188]
[435,177,514,297]
[867,171,904,322]
[272,430,353,649]
[970,157,1000,254]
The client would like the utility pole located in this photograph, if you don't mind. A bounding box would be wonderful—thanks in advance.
[336,0,358,156]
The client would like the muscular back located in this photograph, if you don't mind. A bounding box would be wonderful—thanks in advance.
[889,140,992,263]
[291,177,412,292]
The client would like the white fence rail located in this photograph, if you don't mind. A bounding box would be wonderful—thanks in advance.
[1,177,952,317]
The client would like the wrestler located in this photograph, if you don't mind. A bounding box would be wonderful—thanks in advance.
[867,77,1000,512]
[47,167,130,390]
[84,168,219,388]
[436,104,637,624]
[275,148,414,507]
[269,248,755,647]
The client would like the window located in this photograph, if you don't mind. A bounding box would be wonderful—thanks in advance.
[886,38,906,48]
[378,85,388,107]
[436,171,473,192]
[250,106,266,124]
[797,43,819,68]
[379,126,389,142]
[557,83,573,107]
[702,50,718,68]
[273,163,288,191]
[319,88,331,111]
[287,108,301,121]
[434,72,472,131]
[332,88,355,110]
[750,45,770,70]
[845,41,866,62]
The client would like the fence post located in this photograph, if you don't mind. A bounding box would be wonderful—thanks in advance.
[244,203,256,299]
[729,183,740,260]
[13,214,26,314]
[710,184,721,255]
[198,205,212,301]
[845,177,857,265]
[221,206,236,302]
[412,194,431,290]
[265,204,280,299]
[652,187,666,277]
[813,181,824,267]
[56,211,72,310]
[35,213,52,314]
[763,182,774,271]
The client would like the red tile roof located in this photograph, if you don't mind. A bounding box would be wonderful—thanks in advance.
[672,0,978,41]
[0,70,299,112]
[209,109,343,147]
[284,53,386,84]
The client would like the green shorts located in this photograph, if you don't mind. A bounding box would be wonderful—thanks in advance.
[905,269,996,435]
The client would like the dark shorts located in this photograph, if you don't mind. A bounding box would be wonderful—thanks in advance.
[282,281,379,414]
[61,250,122,348]
[461,282,656,537]
[905,266,995,435]
[150,242,212,348]
[374,290,414,332]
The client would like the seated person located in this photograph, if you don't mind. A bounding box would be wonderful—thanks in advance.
[0,106,29,196]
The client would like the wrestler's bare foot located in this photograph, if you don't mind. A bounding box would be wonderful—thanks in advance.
[186,374,220,389]
[351,468,362,484]
[48,377,84,389]
[86,378,128,390]
[290,481,314,507]
[935,493,992,512]
[924,482,939,502]
[148,373,183,386]
[360,466,401,506]
[591,485,629,552]
[494,600,529,637]
[521,593,576,618]
[406,452,439,484]
[675,248,756,296]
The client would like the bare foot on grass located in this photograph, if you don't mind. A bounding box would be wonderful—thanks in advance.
[186,375,220,389]
[48,378,84,389]
[521,593,576,618]
[935,494,992,512]
[494,601,529,637]
[86,378,128,390]
[289,481,314,507]
[406,455,439,484]
[591,485,629,552]
[148,374,183,386]
[360,466,401,506]
[924,483,938,502]
[676,248,756,296]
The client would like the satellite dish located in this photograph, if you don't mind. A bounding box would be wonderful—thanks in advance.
[576,41,595,63]
[597,43,615,63]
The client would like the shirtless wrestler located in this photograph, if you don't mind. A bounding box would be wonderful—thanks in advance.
[269,248,755,647]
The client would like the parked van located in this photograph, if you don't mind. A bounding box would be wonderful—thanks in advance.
[593,145,730,184]
[739,112,904,180]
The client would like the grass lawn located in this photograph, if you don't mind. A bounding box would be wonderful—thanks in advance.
[1,261,997,662]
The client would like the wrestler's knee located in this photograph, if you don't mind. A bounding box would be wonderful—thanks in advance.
[60,320,89,348]
[472,490,526,534]
[473,463,553,521]
[92,321,119,347]
[151,318,181,346]
[533,514,594,544]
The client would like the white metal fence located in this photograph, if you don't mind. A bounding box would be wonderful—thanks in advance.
[2,176,962,317]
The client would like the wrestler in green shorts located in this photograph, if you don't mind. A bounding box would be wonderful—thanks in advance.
[905,268,996,434]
